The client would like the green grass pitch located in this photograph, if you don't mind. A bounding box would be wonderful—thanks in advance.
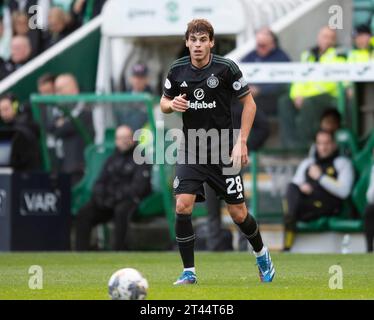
[0,252,373,300]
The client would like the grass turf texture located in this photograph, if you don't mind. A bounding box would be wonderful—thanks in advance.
[0,252,373,300]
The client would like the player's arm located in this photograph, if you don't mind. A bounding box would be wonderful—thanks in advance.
[160,94,188,114]
[160,69,188,114]
[231,93,256,168]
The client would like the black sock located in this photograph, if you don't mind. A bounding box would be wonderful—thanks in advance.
[175,214,195,269]
[235,213,264,252]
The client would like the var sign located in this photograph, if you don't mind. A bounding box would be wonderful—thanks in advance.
[20,190,60,216]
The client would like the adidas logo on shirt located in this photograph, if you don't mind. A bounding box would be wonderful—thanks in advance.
[236,193,243,199]
[180,81,188,87]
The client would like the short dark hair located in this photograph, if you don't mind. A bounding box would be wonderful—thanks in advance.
[315,129,335,142]
[185,19,214,41]
[37,73,56,87]
[353,24,372,37]
[0,92,18,104]
[320,108,341,126]
[0,92,19,113]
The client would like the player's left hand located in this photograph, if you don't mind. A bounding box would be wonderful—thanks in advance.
[231,141,248,169]
[308,164,322,181]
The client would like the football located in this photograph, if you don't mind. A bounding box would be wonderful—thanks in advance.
[108,268,149,300]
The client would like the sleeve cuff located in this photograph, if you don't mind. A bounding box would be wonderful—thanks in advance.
[237,90,251,99]
[163,92,175,99]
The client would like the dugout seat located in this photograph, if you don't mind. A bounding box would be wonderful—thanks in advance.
[327,158,373,232]
[296,217,329,232]
[327,201,363,233]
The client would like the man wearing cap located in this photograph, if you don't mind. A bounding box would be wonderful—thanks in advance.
[115,63,152,131]
[128,63,153,94]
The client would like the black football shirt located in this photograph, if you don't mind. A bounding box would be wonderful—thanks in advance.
[163,54,250,162]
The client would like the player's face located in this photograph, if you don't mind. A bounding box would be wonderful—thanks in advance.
[186,32,214,64]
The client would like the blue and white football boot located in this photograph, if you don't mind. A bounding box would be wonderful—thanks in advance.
[173,270,197,285]
[255,247,275,283]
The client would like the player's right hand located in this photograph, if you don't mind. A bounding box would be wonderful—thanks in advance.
[171,94,188,112]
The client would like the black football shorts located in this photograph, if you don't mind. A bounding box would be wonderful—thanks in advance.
[173,163,245,204]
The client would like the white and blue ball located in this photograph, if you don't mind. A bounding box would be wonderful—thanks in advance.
[108,268,148,300]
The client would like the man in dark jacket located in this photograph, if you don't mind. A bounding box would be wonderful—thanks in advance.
[50,73,94,185]
[75,125,152,251]
[0,93,41,170]
[42,7,72,51]
[241,27,291,115]
[0,35,32,80]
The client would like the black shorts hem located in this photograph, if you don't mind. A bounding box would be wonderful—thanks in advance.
[174,190,206,203]
[224,198,246,205]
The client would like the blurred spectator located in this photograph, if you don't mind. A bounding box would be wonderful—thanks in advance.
[278,26,346,148]
[346,25,374,110]
[70,0,106,28]
[12,10,29,34]
[37,72,55,95]
[127,63,152,93]
[205,97,270,251]
[241,27,291,115]
[283,130,354,250]
[12,10,42,57]
[364,159,374,252]
[37,73,58,129]
[0,15,11,60]
[348,25,373,62]
[75,125,151,251]
[115,63,151,131]
[319,108,342,133]
[308,108,341,156]
[50,73,94,185]
[36,73,65,170]
[0,35,32,79]
[0,93,41,170]
[42,6,71,50]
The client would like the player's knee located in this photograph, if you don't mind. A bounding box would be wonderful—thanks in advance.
[176,198,194,214]
[227,203,247,223]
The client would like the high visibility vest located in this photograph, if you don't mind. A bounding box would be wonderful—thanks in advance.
[290,47,346,100]
[347,48,373,63]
